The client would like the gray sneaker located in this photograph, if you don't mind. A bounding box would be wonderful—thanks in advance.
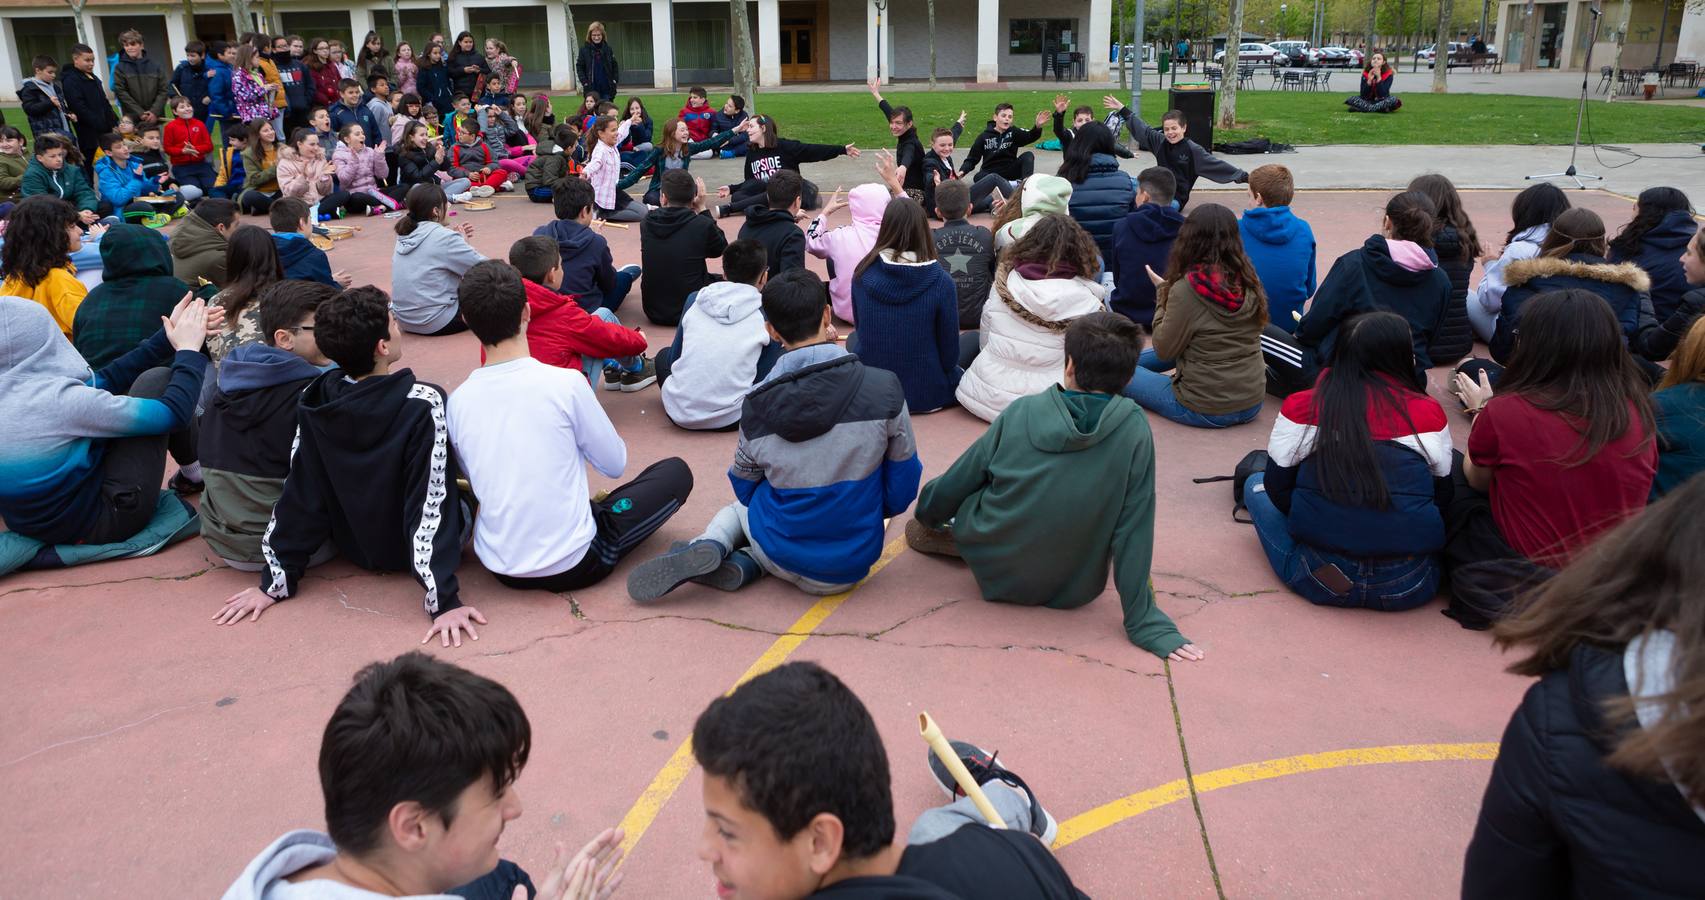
[628,540,726,602]
[618,357,657,392]
[472,185,497,198]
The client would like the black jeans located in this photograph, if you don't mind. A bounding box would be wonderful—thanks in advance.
[317,189,374,218]
[494,457,694,592]
[83,366,199,545]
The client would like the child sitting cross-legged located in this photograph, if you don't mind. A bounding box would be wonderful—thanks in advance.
[446,113,510,193]
[505,235,650,387]
[736,169,808,279]
[910,312,1202,662]
[330,122,403,212]
[198,280,339,571]
[269,198,351,289]
[626,269,921,600]
[638,169,728,326]
[657,238,784,431]
[521,122,581,203]
[449,260,692,593]
[533,178,641,315]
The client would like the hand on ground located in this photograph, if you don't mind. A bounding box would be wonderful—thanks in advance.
[213,587,277,625]
[1168,643,1205,662]
[423,606,488,647]
[332,270,353,288]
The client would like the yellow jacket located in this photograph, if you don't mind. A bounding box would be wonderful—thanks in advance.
[3,265,86,336]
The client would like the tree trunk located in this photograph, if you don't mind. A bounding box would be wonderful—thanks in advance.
[1366,0,1380,50]
[182,0,198,40]
[1117,0,1127,89]
[928,0,937,88]
[262,0,276,34]
[1432,0,1452,90]
[227,0,250,38]
[1218,0,1245,128]
[730,0,757,110]
[562,0,579,91]
[65,0,90,46]
[440,0,452,41]
[388,0,404,47]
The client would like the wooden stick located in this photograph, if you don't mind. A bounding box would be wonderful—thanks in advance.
[591,220,631,230]
[919,712,1006,828]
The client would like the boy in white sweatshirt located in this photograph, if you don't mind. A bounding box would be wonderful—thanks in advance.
[657,239,783,431]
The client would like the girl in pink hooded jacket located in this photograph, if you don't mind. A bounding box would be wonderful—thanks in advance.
[331,123,401,211]
[806,182,889,323]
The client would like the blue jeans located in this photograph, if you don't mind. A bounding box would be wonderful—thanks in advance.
[1137,348,1173,372]
[579,307,644,386]
[1121,367,1260,428]
[595,266,640,314]
[1245,474,1439,611]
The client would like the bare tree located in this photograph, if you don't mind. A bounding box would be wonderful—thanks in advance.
[730,0,757,109]
[63,0,90,46]
[261,0,276,34]
[1431,0,1452,91]
[929,0,938,87]
[1365,0,1380,50]
[440,0,451,40]
[1218,0,1246,128]
[181,0,197,42]
[226,0,252,38]
[388,0,404,47]
[562,0,579,91]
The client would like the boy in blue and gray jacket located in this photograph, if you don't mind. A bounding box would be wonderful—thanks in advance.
[628,268,921,600]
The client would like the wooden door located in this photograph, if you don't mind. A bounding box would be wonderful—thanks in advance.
[780,21,817,81]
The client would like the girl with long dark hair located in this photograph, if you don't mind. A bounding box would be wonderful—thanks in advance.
[355,30,389,84]
[1609,186,1697,320]
[847,196,964,413]
[1447,289,1657,623]
[447,32,487,98]
[713,114,858,218]
[1467,182,1570,341]
[303,38,341,106]
[618,115,737,206]
[1248,312,1452,610]
[1126,203,1268,427]
[1271,190,1451,394]
[957,213,1107,422]
[416,43,454,116]
[1346,50,1400,112]
[1057,121,1134,264]
[1463,472,1705,896]
[1407,173,1480,365]
[206,224,284,367]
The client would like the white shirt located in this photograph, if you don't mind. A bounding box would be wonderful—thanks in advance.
[447,357,626,578]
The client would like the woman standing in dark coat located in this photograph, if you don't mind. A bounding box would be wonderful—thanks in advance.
[447,32,487,99]
[1462,473,1705,899]
[576,21,620,102]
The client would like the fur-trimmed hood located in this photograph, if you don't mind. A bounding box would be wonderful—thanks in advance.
[1502,254,1651,293]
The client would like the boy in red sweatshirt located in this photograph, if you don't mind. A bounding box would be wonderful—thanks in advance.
[162,96,216,198]
[678,86,714,144]
[507,235,652,389]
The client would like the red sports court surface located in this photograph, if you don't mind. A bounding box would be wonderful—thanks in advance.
[0,187,1641,898]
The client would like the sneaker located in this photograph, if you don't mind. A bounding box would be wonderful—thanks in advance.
[496,180,515,192]
[627,540,727,602]
[925,741,1058,846]
[167,470,205,494]
[719,149,736,159]
[618,357,657,392]
[710,204,727,220]
[600,364,624,391]
[905,517,960,558]
[669,541,763,591]
[142,212,172,229]
[472,185,496,198]
[312,225,331,237]
[618,264,642,279]
[171,205,190,219]
[451,191,473,203]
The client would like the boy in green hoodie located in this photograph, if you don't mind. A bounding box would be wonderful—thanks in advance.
[0,126,27,216]
[906,312,1203,662]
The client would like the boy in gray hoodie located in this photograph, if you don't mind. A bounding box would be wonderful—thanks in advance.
[221,652,623,900]
[657,239,783,430]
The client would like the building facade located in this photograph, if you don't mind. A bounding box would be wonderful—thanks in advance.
[1,0,1113,100]
[1491,0,1700,71]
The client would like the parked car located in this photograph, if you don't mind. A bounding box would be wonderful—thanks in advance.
[1271,41,1322,67]
[1318,46,1364,67]
[1215,42,1288,66]
[1420,42,1497,68]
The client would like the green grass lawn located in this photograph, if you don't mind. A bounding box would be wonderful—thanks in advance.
[558,88,1704,149]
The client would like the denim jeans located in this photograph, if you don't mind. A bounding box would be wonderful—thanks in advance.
[1245,474,1439,611]
[1137,348,1173,372]
[579,308,644,387]
[1121,367,1260,428]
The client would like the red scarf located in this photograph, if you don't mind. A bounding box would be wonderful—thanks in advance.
[1185,265,1245,312]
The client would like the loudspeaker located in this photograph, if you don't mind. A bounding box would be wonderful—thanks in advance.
[1168,86,1215,148]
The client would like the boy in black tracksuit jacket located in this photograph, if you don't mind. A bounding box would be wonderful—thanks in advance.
[642,171,730,325]
[1105,102,1246,209]
[959,106,1042,183]
[737,172,807,279]
[868,81,927,197]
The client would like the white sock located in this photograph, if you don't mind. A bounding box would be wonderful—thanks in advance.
[178,461,203,482]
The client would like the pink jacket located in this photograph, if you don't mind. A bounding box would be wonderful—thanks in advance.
[276,146,335,205]
[806,183,888,323]
[333,142,388,196]
[583,120,631,211]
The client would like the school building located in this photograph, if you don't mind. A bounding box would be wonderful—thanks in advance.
[1491,0,1704,72]
[0,0,1115,100]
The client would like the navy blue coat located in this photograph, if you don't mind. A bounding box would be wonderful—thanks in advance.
[1295,235,1451,385]
[1609,210,1698,320]
[1492,254,1651,364]
[1108,203,1184,328]
[1066,153,1136,264]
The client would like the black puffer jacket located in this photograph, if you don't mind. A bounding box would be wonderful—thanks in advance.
[1462,643,1705,899]
[1065,153,1136,265]
[1428,224,1474,365]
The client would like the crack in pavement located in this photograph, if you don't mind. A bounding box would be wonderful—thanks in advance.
[1163,661,1228,899]
[0,566,213,600]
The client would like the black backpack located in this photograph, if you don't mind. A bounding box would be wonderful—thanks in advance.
[1194,450,1269,523]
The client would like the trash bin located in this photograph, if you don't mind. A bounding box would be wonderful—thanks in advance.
[1158,50,1170,75]
[1169,85,1214,148]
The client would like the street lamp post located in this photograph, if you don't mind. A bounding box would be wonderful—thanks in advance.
[1280,4,1287,41]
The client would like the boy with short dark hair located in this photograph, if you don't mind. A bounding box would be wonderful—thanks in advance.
[506,234,649,382]
[712,93,749,157]
[959,100,1042,187]
[1102,95,1248,209]
[694,661,1084,899]
[168,41,211,123]
[329,78,380,147]
[639,168,729,326]
[679,86,715,144]
[92,131,181,224]
[162,95,215,198]
[171,197,237,285]
[198,279,336,570]
[1109,166,1184,328]
[212,286,487,647]
[658,238,783,430]
[449,260,691,593]
[224,652,624,899]
[448,112,511,192]
[1238,163,1316,329]
[269,197,349,287]
[21,133,107,226]
[0,126,26,214]
[908,312,1202,662]
[737,169,807,279]
[20,55,74,140]
[627,269,920,600]
[931,178,995,329]
[60,44,119,171]
[533,176,641,313]
[1049,92,1132,158]
[522,122,583,202]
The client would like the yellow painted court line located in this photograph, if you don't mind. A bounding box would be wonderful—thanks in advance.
[616,537,910,857]
[1052,741,1499,849]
